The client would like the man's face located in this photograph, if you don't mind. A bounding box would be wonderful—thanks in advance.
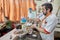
[42,6,47,15]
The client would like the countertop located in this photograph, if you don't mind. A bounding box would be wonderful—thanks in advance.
[0,24,60,40]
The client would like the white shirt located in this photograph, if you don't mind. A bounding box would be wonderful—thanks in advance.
[40,13,58,40]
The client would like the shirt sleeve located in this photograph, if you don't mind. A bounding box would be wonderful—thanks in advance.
[44,17,58,33]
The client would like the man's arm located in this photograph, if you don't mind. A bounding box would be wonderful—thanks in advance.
[35,27,50,34]
[31,26,49,34]
[31,17,58,34]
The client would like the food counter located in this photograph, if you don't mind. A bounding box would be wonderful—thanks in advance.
[0,22,60,40]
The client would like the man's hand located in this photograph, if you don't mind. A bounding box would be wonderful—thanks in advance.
[34,18,41,22]
[31,24,37,29]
